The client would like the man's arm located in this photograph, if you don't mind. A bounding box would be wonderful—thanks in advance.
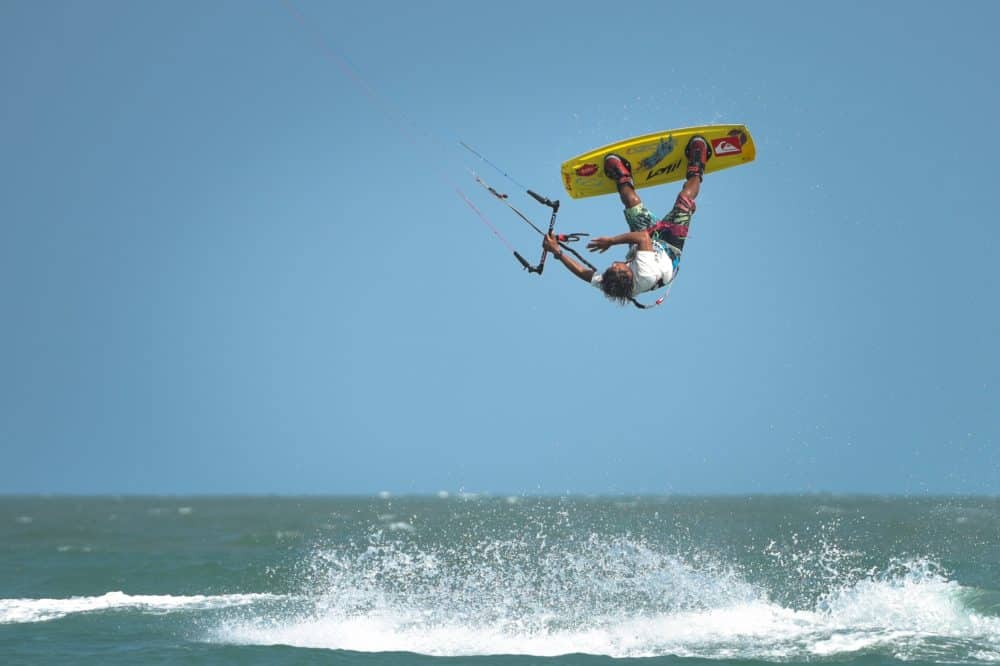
[586,230,652,253]
[543,232,595,283]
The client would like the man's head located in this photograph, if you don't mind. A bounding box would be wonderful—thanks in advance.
[600,262,633,305]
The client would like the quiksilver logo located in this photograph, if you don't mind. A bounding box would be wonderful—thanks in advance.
[712,138,742,156]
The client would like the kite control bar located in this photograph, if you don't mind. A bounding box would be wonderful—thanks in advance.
[471,174,593,275]
[514,191,560,274]
[462,142,595,275]
[528,190,559,210]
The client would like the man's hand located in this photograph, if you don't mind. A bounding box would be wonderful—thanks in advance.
[587,237,614,253]
[543,231,596,284]
[542,232,562,254]
[587,231,652,253]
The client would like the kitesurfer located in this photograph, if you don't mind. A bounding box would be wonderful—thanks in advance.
[542,135,711,305]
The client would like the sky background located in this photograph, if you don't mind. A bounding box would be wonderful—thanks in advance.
[1,0,997,495]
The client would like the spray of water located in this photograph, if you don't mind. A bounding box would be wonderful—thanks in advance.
[213,524,1000,661]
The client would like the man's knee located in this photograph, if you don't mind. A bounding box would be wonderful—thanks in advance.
[675,194,696,214]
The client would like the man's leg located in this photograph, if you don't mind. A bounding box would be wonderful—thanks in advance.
[671,133,711,226]
[678,174,700,203]
[652,183,697,253]
[652,137,712,252]
[603,153,649,232]
[617,181,642,209]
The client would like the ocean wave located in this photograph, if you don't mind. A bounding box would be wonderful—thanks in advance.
[0,591,280,624]
[210,535,1000,661]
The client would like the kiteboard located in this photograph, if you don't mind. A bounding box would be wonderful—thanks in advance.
[560,124,756,199]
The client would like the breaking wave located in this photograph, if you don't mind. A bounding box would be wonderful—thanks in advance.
[0,591,278,624]
[210,532,1000,661]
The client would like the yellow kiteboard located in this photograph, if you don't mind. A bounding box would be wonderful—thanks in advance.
[560,124,756,199]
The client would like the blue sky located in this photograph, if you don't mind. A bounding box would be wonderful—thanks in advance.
[1,1,997,495]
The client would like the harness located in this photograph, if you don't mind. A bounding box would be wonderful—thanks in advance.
[651,241,682,289]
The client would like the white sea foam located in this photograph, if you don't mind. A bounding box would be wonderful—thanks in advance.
[211,536,1000,661]
[386,521,415,532]
[216,585,1000,660]
[0,591,279,624]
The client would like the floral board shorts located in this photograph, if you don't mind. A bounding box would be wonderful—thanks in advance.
[623,193,696,269]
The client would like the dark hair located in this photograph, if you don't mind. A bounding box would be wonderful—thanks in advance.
[600,265,633,305]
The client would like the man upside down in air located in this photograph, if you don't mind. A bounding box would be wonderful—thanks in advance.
[542,135,712,305]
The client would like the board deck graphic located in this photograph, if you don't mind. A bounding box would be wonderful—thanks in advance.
[560,124,756,199]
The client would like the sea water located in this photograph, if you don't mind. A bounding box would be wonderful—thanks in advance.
[2,496,999,664]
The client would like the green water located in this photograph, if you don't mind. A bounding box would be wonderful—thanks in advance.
[2,496,999,664]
